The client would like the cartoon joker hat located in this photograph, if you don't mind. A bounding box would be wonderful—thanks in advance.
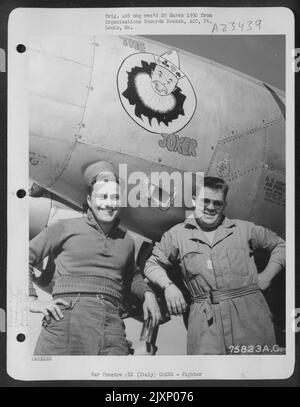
[153,50,185,80]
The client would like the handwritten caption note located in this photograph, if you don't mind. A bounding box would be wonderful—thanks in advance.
[7,285,29,328]
[104,11,262,33]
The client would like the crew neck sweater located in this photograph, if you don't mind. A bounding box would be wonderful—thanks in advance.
[29,210,151,302]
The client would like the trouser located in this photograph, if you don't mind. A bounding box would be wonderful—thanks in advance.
[187,289,277,355]
[34,294,130,356]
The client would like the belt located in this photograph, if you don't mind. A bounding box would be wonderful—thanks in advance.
[191,283,260,305]
[190,283,259,326]
[53,292,120,309]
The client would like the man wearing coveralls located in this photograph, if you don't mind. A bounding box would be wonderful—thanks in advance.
[144,177,285,355]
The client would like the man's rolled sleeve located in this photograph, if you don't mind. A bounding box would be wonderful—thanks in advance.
[131,270,154,300]
[149,228,180,269]
[250,224,286,269]
[124,244,154,300]
[144,228,180,287]
[29,221,66,297]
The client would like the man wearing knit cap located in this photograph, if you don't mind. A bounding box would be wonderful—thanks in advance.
[29,161,161,355]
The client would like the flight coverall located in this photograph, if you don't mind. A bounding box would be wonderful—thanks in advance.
[146,217,285,355]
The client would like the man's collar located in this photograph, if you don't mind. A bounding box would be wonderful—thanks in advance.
[221,217,237,228]
[184,215,236,230]
[184,215,236,247]
[85,208,123,236]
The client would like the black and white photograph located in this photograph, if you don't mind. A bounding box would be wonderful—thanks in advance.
[6,7,295,381]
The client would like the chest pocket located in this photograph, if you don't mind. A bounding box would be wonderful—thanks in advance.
[227,248,249,276]
[181,242,208,277]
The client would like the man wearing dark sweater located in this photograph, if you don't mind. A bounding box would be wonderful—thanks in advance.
[29,161,160,355]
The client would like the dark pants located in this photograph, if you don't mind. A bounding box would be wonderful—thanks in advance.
[34,295,130,356]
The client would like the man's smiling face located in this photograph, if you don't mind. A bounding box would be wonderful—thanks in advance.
[87,180,121,225]
[193,187,226,230]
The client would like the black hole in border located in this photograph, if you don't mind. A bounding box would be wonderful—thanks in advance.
[16,44,26,53]
[17,189,26,198]
[17,333,26,342]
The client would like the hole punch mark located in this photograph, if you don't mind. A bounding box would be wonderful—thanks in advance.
[17,189,26,198]
[16,44,26,53]
[17,333,26,342]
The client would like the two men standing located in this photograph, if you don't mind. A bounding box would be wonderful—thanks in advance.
[30,162,285,356]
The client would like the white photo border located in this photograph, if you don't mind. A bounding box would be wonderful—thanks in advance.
[7,6,295,381]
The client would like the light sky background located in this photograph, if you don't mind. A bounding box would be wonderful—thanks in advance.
[30,35,285,355]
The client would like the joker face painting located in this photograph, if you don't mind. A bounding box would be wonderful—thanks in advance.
[122,60,186,127]
[118,49,196,134]
[151,64,178,96]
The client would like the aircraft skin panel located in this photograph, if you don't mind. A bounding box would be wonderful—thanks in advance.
[216,78,281,140]
[208,125,266,178]
[28,49,92,107]
[29,133,77,188]
[29,38,97,188]
[220,167,263,220]
[29,95,83,144]
[28,36,95,67]
[207,120,285,237]
[250,168,285,238]
[29,91,82,187]
[265,119,285,173]
[207,127,265,222]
